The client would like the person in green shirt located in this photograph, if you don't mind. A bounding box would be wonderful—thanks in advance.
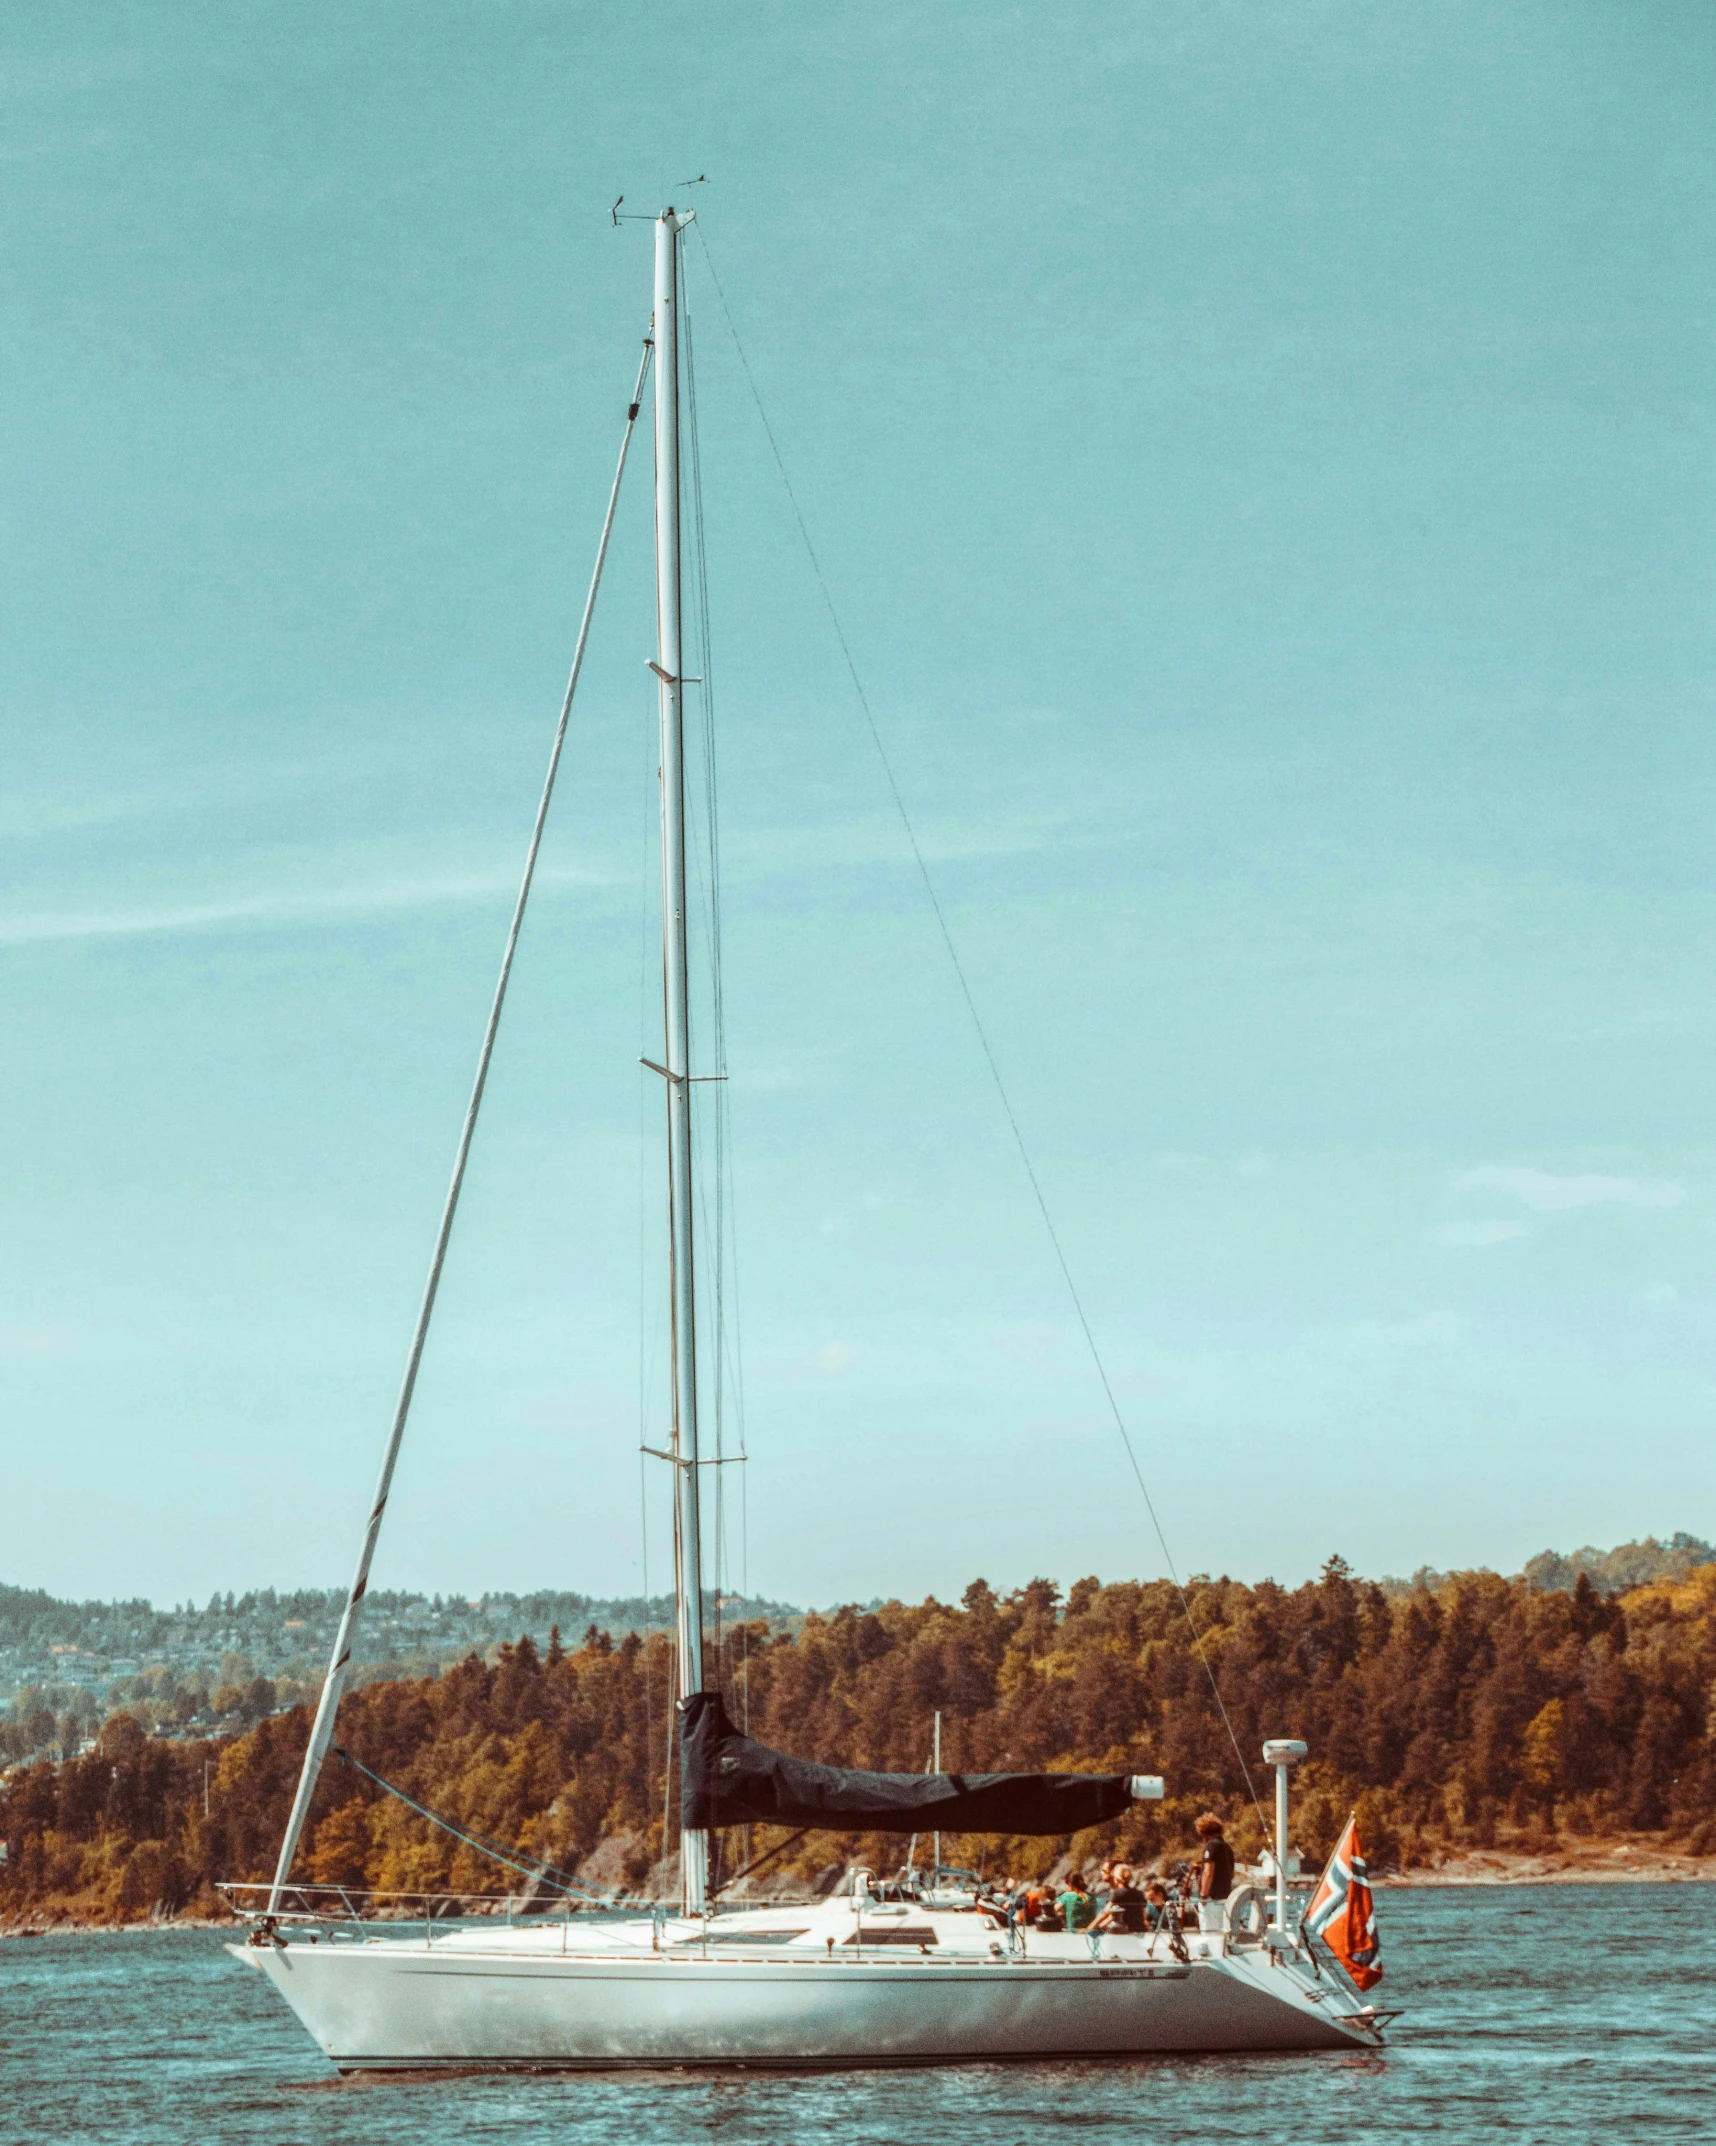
[1057,1873,1097,1931]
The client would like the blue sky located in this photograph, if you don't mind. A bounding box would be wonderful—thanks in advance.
[4,0,1714,1609]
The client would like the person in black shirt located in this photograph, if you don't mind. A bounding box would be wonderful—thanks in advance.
[1194,1813,1235,1930]
[1093,1863,1147,1933]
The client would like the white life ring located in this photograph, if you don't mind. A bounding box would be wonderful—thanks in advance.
[1224,1883,1268,1939]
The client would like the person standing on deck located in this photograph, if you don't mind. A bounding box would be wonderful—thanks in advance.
[1194,1814,1235,1932]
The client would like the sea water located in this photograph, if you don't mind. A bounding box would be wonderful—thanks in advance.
[6,1883,1711,2144]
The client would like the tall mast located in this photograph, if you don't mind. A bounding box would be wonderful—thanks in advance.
[654,207,708,1918]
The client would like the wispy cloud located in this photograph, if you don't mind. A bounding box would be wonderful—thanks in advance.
[0,1325,77,1358]
[518,1387,633,1438]
[1366,1310,1469,1343]
[757,1340,861,1382]
[1019,1410,1111,1439]
[991,1320,1068,1366]
[728,1063,805,1093]
[0,793,154,841]
[1433,1219,1529,1249]
[0,802,1061,951]
[0,860,609,947]
[722,810,1071,880]
[1456,1166,1686,1213]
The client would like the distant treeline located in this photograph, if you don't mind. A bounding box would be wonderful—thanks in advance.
[5,1534,1704,1666]
[1,1581,798,1684]
[8,1538,1708,1731]
[1380,1533,1714,1600]
[4,1555,1715,1923]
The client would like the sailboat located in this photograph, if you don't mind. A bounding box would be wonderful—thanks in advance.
[225,207,1384,2067]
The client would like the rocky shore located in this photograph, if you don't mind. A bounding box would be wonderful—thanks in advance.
[1385,1839,1716,1885]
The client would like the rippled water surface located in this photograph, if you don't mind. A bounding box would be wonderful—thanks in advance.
[9,1884,1710,2143]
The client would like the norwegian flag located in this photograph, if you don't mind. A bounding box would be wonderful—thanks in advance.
[1305,1814,1382,1991]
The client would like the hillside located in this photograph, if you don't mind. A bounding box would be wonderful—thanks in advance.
[0,1583,799,1733]
[4,1553,1714,1924]
[6,1534,1704,1729]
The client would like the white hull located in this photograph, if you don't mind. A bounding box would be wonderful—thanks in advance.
[233,1922,1378,2069]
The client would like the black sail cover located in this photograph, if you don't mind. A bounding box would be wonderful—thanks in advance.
[681,1691,1135,1836]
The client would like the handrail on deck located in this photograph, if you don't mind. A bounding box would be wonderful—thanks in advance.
[216,1880,632,1927]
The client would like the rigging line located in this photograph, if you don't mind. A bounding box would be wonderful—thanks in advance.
[682,268,725,1060]
[661,1633,678,1899]
[639,674,670,1476]
[638,664,665,1792]
[710,1824,810,1899]
[739,1451,751,1733]
[690,228,1268,1827]
[639,1439,653,1820]
[266,333,656,1913]
[683,277,719,1505]
[688,1158,725,1644]
[716,978,751,1726]
[328,1745,643,1908]
[683,243,736,1671]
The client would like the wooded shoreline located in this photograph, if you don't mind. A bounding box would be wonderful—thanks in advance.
[6,1847,1716,1935]
[5,1558,1714,1927]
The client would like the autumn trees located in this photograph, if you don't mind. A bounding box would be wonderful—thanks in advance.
[3,1559,1715,1922]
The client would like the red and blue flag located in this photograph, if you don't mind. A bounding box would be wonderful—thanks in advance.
[1305,1814,1382,1991]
